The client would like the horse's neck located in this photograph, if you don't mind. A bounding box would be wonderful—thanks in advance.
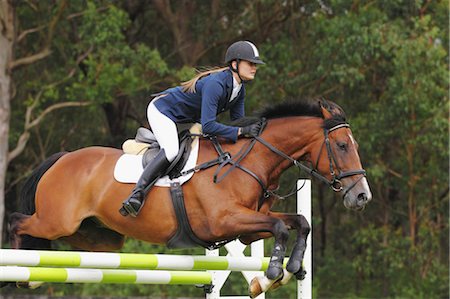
[257,117,323,183]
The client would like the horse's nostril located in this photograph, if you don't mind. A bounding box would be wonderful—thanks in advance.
[358,193,367,203]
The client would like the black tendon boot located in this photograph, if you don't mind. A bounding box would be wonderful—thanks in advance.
[120,149,170,217]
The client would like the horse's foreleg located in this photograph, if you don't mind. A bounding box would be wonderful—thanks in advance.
[208,209,289,298]
[215,211,289,280]
[262,218,289,280]
[241,212,310,297]
[269,212,310,279]
[238,232,272,245]
[240,211,310,276]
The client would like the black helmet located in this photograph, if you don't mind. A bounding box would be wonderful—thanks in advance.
[225,41,265,65]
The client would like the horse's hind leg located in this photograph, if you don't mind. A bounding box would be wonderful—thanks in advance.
[8,213,52,289]
[9,212,50,250]
[9,211,82,248]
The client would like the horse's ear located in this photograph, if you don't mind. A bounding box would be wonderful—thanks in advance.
[319,102,333,119]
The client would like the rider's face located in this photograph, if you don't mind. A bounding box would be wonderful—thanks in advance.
[233,60,258,82]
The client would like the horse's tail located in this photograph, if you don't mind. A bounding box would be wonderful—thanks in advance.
[14,151,68,249]
[19,152,68,215]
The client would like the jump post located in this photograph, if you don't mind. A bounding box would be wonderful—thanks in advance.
[0,180,312,298]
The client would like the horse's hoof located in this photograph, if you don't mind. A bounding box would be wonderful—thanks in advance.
[16,282,30,289]
[295,269,307,280]
[249,277,263,298]
[269,269,293,291]
[16,281,43,289]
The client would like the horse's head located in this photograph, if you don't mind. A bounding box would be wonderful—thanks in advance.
[252,99,372,210]
[311,101,372,211]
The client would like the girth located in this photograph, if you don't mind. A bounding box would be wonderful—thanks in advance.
[167,182,231,250]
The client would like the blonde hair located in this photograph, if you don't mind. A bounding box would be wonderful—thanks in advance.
[181,67,229,93]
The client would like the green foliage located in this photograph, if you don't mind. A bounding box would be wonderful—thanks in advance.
[66,3,169,104]
[5,0,449,298]
[351,225,448,298]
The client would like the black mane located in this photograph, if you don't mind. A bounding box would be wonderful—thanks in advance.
[230,99,347,129]
[259,99,324,119]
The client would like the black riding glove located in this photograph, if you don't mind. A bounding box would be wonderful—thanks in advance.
[240,122,262,138]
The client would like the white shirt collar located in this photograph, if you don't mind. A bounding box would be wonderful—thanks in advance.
[230,76,242,102]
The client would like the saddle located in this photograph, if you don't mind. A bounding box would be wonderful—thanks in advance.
[122,124,201,179]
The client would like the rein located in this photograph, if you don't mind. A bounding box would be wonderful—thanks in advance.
[182,120,366,210]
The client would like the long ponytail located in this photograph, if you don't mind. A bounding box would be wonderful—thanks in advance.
[181,67,228,93]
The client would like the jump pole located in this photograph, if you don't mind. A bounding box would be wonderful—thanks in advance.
[0,250,274,271]
[0,266,211,285]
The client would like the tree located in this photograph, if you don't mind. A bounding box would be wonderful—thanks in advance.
[0,0,14,248]
[1,0,71,246]
[3,1,171,245]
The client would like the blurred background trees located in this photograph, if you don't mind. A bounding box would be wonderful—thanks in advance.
[1,0,448,298]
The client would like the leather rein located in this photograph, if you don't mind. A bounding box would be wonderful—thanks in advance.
[183,120,366,210]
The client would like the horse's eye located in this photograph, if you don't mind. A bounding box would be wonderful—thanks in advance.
[337,142,347,151]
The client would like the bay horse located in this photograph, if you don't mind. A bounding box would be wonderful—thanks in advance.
[9,99,371,297]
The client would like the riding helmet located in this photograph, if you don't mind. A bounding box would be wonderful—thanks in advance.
[225,41,265,65]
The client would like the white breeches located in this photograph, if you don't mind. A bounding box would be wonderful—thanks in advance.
[147,100,179,162]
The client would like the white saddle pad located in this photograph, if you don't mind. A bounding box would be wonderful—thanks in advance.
[113,137,200,187]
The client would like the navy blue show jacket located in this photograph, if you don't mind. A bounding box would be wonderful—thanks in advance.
[153,69,245,142]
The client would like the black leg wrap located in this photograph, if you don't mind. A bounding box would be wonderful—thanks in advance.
[286,239,306,274]
[266,244,286,280]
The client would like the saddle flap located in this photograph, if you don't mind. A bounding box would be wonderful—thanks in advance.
[136,127,157,143]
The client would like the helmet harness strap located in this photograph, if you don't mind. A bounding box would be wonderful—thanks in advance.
[229,59,250,84]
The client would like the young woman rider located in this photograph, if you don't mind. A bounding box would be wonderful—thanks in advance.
[121,41,265,217]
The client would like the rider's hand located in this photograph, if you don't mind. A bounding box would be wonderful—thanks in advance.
[240,122,262,138]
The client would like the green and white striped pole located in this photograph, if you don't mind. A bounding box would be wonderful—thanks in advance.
[0,249,275,271]
[0,266,211,285]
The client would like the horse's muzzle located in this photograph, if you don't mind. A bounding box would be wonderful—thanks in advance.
[343,177,372,211]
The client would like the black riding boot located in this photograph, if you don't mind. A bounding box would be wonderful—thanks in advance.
[120,149,170,217]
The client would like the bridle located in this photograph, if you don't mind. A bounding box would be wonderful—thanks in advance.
[182,120,367,208]
[313,123,367,195]
[254,122,366,198]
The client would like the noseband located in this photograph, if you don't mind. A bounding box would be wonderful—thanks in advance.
[254,122,366,197]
